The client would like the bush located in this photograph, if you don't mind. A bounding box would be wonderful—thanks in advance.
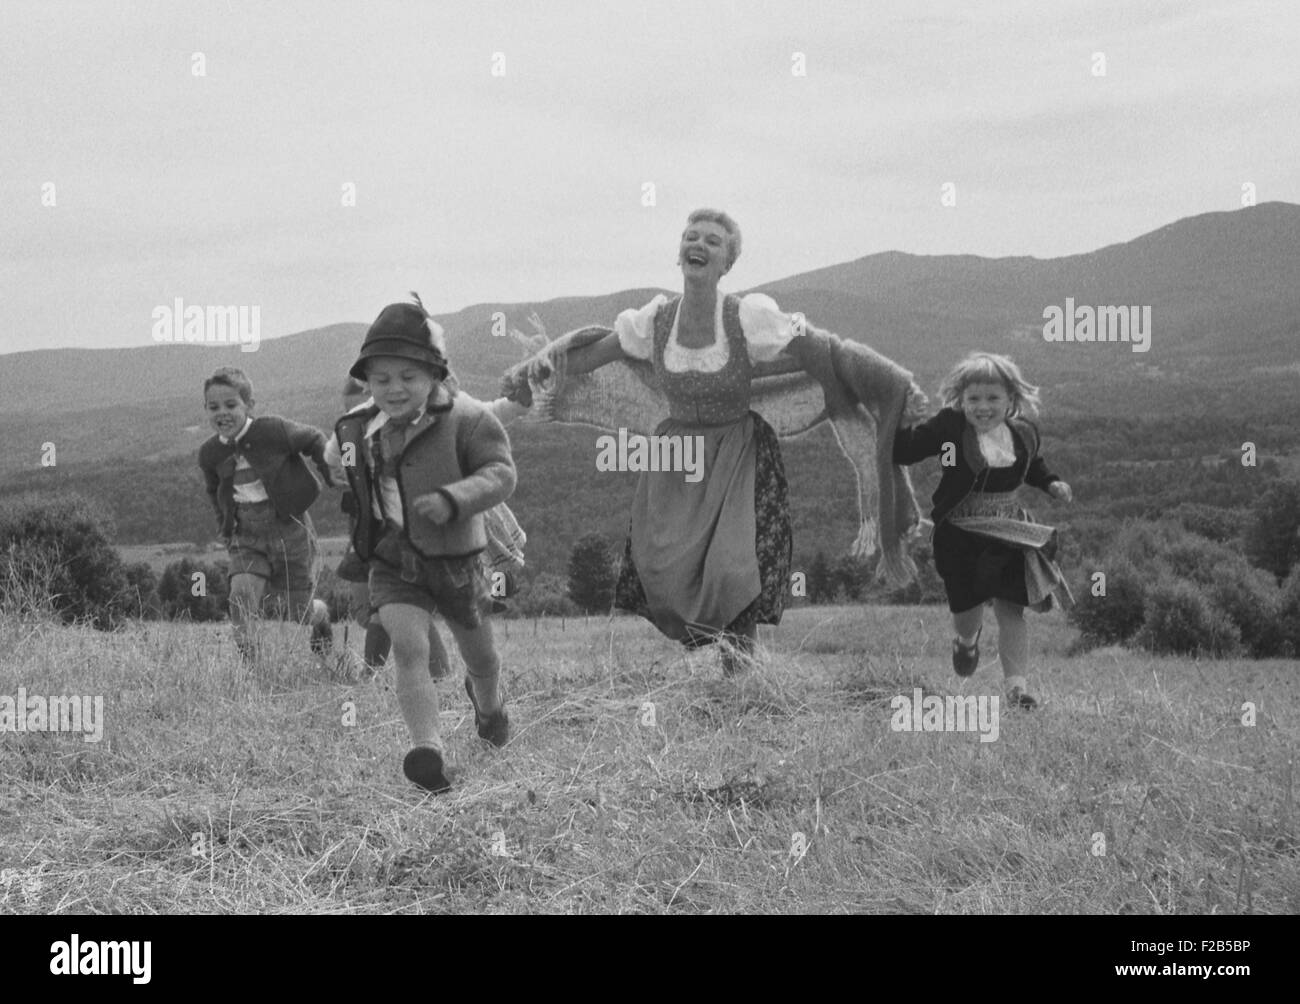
[1166,502,1241,544]
[881,542,946,605]
[567,534,616,613]
[1243,479,1300,581]
[517,572,578,619]
[0,492,131,629]
[1275,566,1300,658]
[807,550,834,604]
[1067,559,1147,646]
[1133,578,1241,657]
[829,554,871,602]
[157,557,230,621]
[1157,534,1244,587]
[121,561,161,620]
[1107,520,1186,572]
[1205,561,1285,657]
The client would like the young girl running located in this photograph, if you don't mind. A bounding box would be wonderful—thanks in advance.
[893,352,1073,709]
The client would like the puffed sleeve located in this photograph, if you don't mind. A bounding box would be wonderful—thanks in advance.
[738,293,799,363]
[614,294,666,361]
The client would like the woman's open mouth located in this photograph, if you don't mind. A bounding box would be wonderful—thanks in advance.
[684,250,708,266]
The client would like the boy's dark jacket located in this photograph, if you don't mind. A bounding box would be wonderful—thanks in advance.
[198,415,332,538]
[892,407,1060,524]
[332,389,516,562]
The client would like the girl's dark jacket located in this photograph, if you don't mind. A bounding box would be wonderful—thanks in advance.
[892,407,1060,526]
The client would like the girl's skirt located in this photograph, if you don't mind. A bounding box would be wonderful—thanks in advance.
[614,411,792,647]
[935,490,1073,614]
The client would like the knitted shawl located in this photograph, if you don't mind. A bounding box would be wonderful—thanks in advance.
[504,313,926,585]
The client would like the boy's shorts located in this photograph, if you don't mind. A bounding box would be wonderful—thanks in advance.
[368,532,489,630]
[226,502,317,617]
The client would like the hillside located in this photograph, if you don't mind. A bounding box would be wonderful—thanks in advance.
[2,203,1298,566]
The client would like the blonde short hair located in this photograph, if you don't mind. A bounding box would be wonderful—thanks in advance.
[939,352,1041,420]
[684,208,742,271]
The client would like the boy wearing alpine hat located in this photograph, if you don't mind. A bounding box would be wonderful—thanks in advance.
[325,296,516,793]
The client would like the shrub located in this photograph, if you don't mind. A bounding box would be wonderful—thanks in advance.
[1243,479,1300,581]
[1133,578,1241,657]
[121,561,161,620]
[518,572,578,619]
[1275,566,1300,658]
[881,542,946,605]
[567,534,616,613]
[1106,520,1186,573]
[0,492,131,629]
[1157,534,1245,587]
[830,554,871,602]
[1205,561,1285,657]
[807,550,834,604]
[1166,502,1241,544]
[157,557,230,622]
[1067,559,1146,646]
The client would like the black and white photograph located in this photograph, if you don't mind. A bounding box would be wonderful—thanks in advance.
[0,0,1296,952]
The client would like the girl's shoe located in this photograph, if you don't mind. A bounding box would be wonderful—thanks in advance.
[951,627,982,677]
[403,747,452,793]
[464,677,510,747]
[1006,685,1039,710]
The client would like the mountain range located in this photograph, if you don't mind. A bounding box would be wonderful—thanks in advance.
[2,202,1297,557]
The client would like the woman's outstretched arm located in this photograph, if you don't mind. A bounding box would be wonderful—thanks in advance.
[500,327,629,404]
[561,329,627,376]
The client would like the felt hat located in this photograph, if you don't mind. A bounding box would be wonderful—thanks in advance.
[350,297,449,381]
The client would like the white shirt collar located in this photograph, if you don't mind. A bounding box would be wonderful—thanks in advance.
[364,403,428,439]
[220,416,253,445]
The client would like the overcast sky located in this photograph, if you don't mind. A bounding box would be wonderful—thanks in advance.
[2,0,1297,355]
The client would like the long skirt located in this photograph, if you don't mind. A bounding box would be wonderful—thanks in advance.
[614,411,792,648]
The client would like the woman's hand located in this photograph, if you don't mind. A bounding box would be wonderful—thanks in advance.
[412,492,454,525]
[1049,481,1073,503]
[499,363,534,406]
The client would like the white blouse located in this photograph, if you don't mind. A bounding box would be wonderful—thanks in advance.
[614,292,798,373]
[978,423,1017,467]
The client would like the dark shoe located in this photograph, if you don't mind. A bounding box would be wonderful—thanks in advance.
[951,627,981,677]
[310,619,334,655]
[403,747,452,793]
[1006,685,1039,710]
[464,677,510,747]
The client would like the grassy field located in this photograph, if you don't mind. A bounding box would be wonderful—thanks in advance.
[117,537,354,576]
[1,604,1296,914]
